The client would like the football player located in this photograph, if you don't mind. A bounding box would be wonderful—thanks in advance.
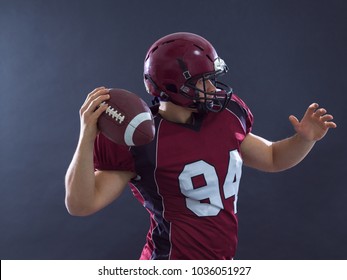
[65,32,336,259]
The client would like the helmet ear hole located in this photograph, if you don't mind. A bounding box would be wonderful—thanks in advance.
[165,84,178,93]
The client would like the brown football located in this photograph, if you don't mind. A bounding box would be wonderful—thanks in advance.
[97,88,155,146]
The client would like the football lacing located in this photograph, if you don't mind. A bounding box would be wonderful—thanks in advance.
[101,102,125,124]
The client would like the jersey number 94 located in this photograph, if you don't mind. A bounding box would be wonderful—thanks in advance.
[178,150,242,217]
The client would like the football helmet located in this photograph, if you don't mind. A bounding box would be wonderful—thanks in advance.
[143,32,232,113]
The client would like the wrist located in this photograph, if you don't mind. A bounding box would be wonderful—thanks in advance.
[294,133,316,147]
[78,129,97,149]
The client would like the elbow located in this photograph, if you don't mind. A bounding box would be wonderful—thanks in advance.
[65,202,88,217]
[65,206,88,217]
[64,178,96,217]
[65,196,95,217]
[65,205,94,217]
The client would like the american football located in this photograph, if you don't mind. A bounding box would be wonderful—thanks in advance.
[97,88,155,146]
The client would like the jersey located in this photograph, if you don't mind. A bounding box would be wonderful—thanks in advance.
[93,94,253,260]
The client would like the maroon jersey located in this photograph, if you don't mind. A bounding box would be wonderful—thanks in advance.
[94,94,253,260]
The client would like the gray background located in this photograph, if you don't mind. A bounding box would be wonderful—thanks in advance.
[0,0,346,259]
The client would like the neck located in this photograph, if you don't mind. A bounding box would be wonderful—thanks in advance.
[158,101,195,124]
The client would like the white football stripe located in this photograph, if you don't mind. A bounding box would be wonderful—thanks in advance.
[124,112,152,146]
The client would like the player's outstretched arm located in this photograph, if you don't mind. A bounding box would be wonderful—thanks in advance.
[65,87,134,216]
[241,103,336,172]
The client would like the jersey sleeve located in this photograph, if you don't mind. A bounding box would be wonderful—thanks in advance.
[230,94,254,134]
[93,132,136,172]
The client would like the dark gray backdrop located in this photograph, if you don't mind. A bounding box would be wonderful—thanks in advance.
[1,0,346,260]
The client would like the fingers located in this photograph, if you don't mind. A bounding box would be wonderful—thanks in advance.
[80,87,110,115]
[306,103,319,115]
[85,93,109,114]
[325,121,337,129]
[81,87,106,108]
[87,86,106,98]
[77,87,111,141]
[291,103,337,130]
[306,103,328,117]
[288,115,299,127]
[320,114,337,129]
[321,114,337,128]
[79,87,111,138]
[93,101,109,119]
[313,107,327,119]
[320,114,333,122]
[306,103,337,129]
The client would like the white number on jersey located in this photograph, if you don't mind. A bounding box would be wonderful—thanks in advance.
[178,150,242,217]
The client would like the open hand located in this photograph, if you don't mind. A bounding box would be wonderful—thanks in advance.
[289,103,337,142]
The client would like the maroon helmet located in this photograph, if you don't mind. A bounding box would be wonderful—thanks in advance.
[144,32,232,112]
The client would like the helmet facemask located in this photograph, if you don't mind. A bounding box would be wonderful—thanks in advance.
[183,76,232,113]
[180,58,233,113]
